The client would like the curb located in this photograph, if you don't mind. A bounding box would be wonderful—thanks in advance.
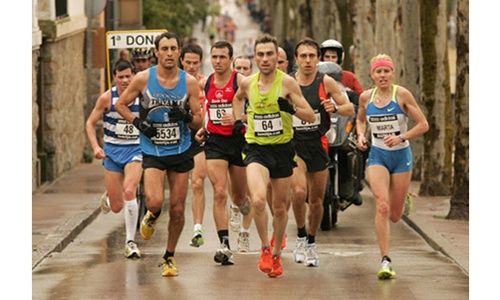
[32,201,102,270]
[402,214,469,275]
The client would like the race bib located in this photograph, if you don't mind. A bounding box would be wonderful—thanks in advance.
[115,119,139,140]
[253,113,283,137]
[209,103,233,125]
[150,122,180,145]
[292,112,321,131]
[369,114,401,138]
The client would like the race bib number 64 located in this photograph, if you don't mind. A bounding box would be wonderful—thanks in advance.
[253,113,283,137]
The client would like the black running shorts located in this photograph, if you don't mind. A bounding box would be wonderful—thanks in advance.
[292,138,330,172]
[142,152,194,173]
[243,142,295,178]
[204,133,246,167]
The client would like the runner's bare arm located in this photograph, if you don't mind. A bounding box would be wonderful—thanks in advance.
[85,91,110,159]
[232,77,249,121]
[398,87,429,140]
[356,90,370,151]
[324,74,354,116]
[283,76,315,123]
[186,74,203,130]
[115,72,148,123]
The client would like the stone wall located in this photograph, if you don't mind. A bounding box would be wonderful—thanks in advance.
[39,31,87,180]
[33,50,40,189]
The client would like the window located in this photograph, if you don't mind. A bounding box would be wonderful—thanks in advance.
[55,0,68,19]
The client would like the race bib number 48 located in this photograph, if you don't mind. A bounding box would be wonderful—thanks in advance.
[150,123,180,145]
[253,113,283,137]
[115,119,139,140]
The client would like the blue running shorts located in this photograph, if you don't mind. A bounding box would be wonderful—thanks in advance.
[367,145,412,174]
[103,143,142,173]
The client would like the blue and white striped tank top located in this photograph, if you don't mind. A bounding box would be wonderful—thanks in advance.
[103,86,140,145]
[366,84,409,151]
[140,66,192,156]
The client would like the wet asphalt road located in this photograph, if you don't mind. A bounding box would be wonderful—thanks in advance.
[32,178,468,300]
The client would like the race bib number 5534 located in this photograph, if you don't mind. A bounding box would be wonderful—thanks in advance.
[150,123,180,145]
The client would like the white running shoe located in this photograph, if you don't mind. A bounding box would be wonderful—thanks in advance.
[229,204,241,232]
[189,229,204,247]
[214,243,234,265]
[293,237,307,263]
[377,257,396,279]
[237,232,250,252]
[124,240,141,258]
[304,243,319,267]
[100,193,110,214]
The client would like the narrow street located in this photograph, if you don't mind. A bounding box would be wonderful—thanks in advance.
[32,184,468,300]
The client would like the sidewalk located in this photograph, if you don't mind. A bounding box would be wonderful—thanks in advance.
[403,181,469,274]
[32,160,104,269]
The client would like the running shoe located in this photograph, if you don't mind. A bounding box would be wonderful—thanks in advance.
[140,210,157,240]
[189,229,204,248]
[268,255,283,278]
[304,243,319,267]
[239,199,252,216]
[293,237,307,263]
[258,247,273,273]
[404,192,415,216]
[377,258,396,279]
[229,204,241,232]
[100,193,110,214]
[124,240,141,258]
[270,232,287,250]
[161,257,178,277]
[214,243,234,265]
[237,232,250,252]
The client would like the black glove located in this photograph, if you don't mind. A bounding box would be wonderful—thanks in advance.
[168,107,193,123]
[132,117,157,138]
[277,97,296,114]
[232,120,245,136]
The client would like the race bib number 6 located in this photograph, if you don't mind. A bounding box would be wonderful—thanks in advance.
[209,103,233,124]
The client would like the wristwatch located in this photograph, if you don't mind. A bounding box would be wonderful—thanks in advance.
[399,134,406,142]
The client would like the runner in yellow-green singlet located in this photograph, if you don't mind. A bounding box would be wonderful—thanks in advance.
[232,34,315,278]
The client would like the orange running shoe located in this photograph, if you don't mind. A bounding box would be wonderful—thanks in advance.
[270,232,287,250]
[258,247,273,273]
[268,255,283,278]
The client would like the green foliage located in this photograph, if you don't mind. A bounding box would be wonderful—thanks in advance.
[143,0,210,38]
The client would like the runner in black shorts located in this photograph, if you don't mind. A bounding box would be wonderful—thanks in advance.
[194,41,250,265]
[290,38,353,268]
[115,32,203,277]
[231,34,316,278]
[180,42,208,248]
